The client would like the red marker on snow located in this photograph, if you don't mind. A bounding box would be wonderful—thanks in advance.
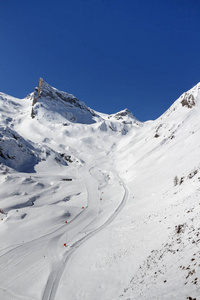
[65,221,67,224]
[64,243,66,247]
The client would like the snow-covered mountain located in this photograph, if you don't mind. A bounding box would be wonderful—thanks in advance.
[0,79,199,300]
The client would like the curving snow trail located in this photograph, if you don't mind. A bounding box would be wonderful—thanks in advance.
[42,166,128,300]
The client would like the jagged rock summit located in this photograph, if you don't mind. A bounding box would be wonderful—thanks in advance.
[0,78,140,173]
[31,78,100,124]
[30,78,140,127]
[107,108,138,124]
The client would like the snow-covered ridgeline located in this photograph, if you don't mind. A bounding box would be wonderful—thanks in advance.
[0,80,200,300]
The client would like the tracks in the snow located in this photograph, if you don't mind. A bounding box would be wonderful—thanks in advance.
[42,167,128,300]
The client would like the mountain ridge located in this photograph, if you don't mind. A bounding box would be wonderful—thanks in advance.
[0,80,200,300]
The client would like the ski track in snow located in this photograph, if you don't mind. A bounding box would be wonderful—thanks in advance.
[42,164,128,300]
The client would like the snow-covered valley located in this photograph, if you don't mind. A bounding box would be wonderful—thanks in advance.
[0,79,200,300]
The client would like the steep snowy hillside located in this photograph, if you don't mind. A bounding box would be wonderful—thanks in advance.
[115,82,200,300]
[0,80,199,300]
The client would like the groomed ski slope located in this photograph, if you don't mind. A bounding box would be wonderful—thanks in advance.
[0,80,200,299]
[42,168,128,300]
[0,131,128,300]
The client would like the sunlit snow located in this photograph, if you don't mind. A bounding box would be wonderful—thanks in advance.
[0,79,200,300]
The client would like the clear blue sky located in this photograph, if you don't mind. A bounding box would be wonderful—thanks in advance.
[1,0,200,121]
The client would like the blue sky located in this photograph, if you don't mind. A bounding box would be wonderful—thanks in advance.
[1,0,200,121]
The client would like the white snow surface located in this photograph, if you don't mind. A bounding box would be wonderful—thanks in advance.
[0,80,200,300]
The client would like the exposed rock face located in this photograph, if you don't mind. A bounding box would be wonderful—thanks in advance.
[181,93,195,108]
[32,78,43,106]
[31,78,99,124]
[111,108,133,119]
[108,108,139,125]
[34,78,94,112]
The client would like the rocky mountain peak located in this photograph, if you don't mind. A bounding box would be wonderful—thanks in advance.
[33,78,77,105]
[31,79,99,124]
[107,108,139,125]
[179,82,200,109]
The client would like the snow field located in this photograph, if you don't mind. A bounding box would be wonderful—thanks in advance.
[0,80,200,299]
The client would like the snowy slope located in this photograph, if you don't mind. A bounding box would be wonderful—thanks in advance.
[0,80,199,300]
